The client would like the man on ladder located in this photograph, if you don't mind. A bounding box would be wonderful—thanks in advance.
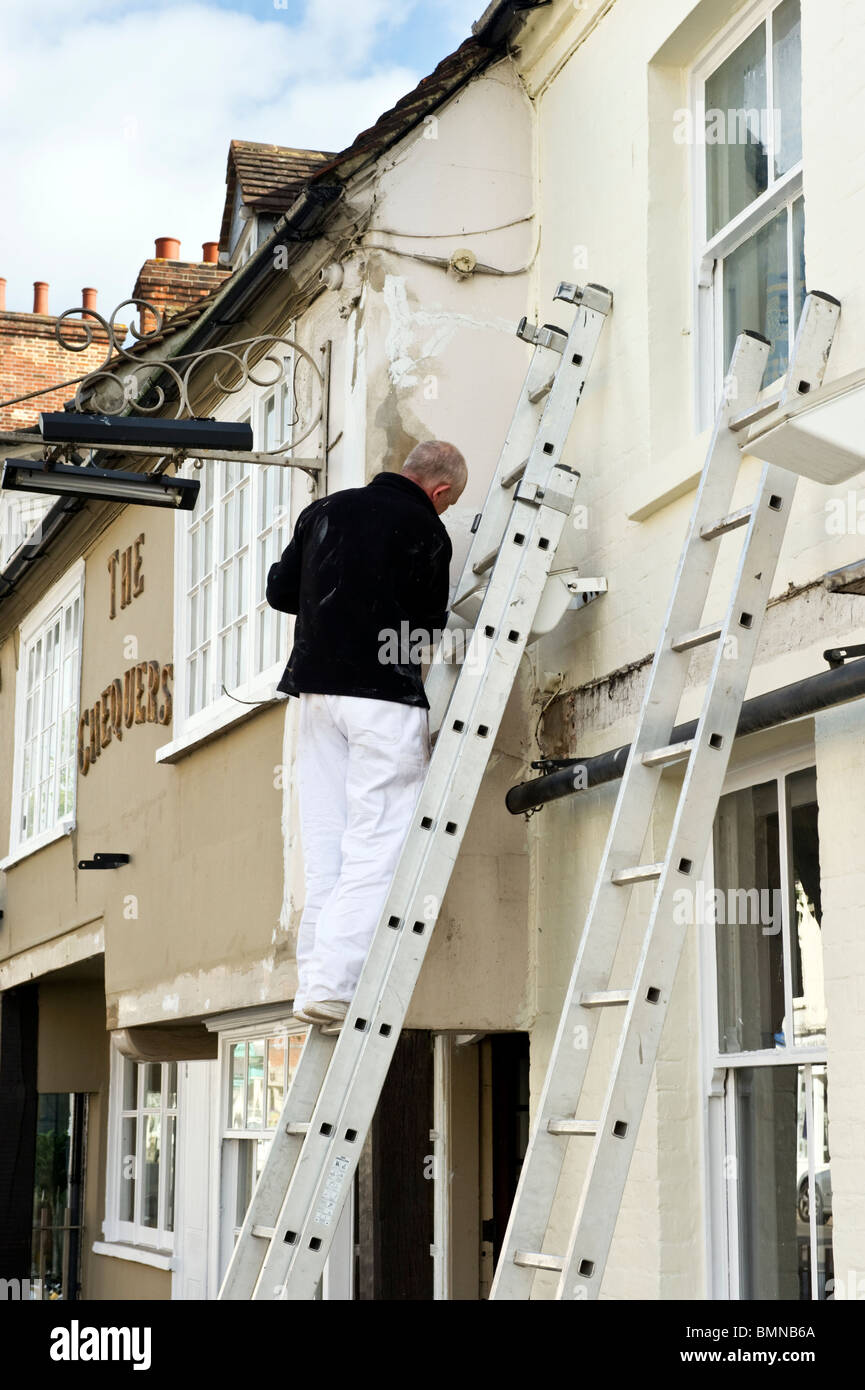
[266,441,467,1034]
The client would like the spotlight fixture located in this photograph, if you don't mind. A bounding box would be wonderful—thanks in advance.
[40,412,254,452]
[1,459,200,510]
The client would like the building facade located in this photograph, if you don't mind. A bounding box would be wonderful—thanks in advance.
[1,0,863,1301]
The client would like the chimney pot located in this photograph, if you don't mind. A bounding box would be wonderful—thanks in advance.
[82,287,98,314]
[0,278,5,312]
[202,241,219,264]
[155,237,181,261]
[33,281,49,315]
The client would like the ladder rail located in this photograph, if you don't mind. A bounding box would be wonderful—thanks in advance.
[427,291,612,735]
[490,288,841,1301]
[216,282,613,1300]
[253,296,610,1301]
[218,1029,335,1300]
[489,329,770,1298]
[556,458,797,1300]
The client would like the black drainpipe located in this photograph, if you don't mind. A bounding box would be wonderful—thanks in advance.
[506,655,865,814]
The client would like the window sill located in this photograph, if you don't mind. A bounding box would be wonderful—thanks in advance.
[627,429,711,523]
[0,816,75,872]
[91,1240,175,1272]
[155,684,287,764]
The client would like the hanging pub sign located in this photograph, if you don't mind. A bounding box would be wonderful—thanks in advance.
[77,660,173,775]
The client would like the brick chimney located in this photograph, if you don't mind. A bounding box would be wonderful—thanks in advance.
[132,236,231,336]
[0,278,116,430]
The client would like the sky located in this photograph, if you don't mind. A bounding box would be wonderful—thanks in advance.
[0,0,484,325]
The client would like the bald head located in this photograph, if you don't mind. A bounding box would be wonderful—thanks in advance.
[402,441,467,515]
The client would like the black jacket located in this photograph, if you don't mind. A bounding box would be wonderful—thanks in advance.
[265,470,452,708]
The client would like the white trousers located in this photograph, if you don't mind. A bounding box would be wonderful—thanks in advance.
[293,692,430,1008]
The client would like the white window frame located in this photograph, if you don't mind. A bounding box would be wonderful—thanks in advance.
[211,1013,354,1299]
[691,0,803,428]
[700,740,830,1300]
[0,491,54,572]
[159,372,296,760]
[2,557,84,870]
[103,1045,180,1257]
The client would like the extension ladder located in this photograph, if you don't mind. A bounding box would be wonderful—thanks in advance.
[489,289,841,1301]
[218,280,614,1300]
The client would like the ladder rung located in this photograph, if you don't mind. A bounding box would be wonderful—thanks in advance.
[578,989,631,1008]
[528,375,555,405]
[640,739,694,768]
[251,1225,276,1240]
[513,1251,566,1272]
[671,621,723,652]
[500,458,528,489]
[472,547,499,576]
[728,394,782,432]
[547,1118,598,1136]
[285,1122,310,1135]
[700,505,753,541]
[611,862,663,885]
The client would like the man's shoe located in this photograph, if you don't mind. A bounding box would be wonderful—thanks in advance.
[304,1000,349,1026]
[291,1001,317,1025]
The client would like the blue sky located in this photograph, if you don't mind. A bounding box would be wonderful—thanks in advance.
[0,0,483,324]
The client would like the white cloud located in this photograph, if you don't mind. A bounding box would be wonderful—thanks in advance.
[0,0,468,323]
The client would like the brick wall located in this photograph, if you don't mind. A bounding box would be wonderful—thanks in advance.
[132,260,230,337]
[0,312,114,431]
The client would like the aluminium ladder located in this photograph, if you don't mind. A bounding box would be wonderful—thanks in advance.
[218,280,614,1300]
[489,288,841,1301]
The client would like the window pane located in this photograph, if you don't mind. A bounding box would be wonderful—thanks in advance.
[120,1117,137,1222]
[772,0,802,176]
[288,1031,306,1084]
[230,1042,246,1128]
[141,1113,160,1228]
[122,1058,138,1111]
[804,1065,833,1298]
[792,195,805,323]
[735,1066,802,1298]
[705,22,768,236]
[165,1115,177,1233]
[143,1063,162,1109]
[723,208,789,381]
[264,396,276,450]
[786,768,826,1047]
[267,1036,286,1128]
[714,779,784,1052]
[166,1063,178,1111]
[247,1039,264,1129]
[234,1138,270,1229]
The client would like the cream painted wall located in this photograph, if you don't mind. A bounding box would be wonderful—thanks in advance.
[508,0,865,1298]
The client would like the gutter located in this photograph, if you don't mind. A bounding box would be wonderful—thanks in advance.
[505,656,865,814]
[473,0,552,46]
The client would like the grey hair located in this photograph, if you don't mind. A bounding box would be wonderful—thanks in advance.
[402,440,467,494]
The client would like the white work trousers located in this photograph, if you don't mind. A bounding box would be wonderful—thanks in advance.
[293,692,430,1008]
